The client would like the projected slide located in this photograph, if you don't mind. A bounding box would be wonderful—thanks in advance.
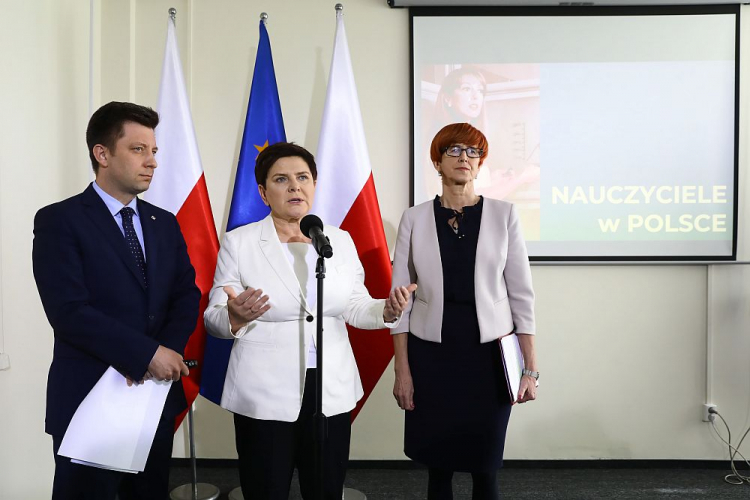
[412,8,738,260]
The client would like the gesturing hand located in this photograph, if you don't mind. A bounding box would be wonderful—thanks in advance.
[384,284,418,323]
[224,285,271,333]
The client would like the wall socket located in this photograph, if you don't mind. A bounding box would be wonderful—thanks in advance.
[702,403,717,422]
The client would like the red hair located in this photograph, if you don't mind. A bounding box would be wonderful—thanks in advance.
[430,122,489,166]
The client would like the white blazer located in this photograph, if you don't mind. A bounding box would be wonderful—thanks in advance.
[391,198,535,343]
[204,215,391,422]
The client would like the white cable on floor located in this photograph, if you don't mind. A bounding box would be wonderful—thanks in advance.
[709,409,750,486]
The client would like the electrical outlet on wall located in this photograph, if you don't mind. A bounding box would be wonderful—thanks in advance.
[702,403,717,422]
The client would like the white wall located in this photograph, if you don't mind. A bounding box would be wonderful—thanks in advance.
[0,1,93,498]
[2,0,749,498]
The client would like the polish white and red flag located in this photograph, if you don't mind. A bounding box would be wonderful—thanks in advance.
[312,9,393,421]
[144,15,219,429]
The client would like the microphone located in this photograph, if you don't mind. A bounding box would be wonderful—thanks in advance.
[300,214,333,258]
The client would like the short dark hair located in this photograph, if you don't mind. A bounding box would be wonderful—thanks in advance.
[255,142,317,187]
[86,101,159,173]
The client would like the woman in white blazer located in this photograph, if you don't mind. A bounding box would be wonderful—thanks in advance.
[204,142,414,500]
[391,123,539,500]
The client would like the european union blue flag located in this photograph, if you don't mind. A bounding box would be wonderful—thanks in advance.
[200,20,286,405]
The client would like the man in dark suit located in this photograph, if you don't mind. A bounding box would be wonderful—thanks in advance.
[33,101,201,500]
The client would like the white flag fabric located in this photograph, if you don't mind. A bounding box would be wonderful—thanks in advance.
[311,11,372,227]
[144,17,203,214]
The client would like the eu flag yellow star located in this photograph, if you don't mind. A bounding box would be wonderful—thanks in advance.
[254,140,269,153]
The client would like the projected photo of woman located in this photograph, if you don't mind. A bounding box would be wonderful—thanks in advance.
[418,64,541,240]
[432,66,489,134]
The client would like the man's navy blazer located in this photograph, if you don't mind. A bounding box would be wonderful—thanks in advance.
[33,183,200,437]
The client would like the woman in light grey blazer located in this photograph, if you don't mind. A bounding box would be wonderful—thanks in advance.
[204,142,415,500]
[391,123,539,500]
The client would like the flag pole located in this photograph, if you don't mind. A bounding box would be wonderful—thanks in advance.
[225,11,283,496]
[164,8,220,497]
[335,5,366,497]
[170,403,220,500]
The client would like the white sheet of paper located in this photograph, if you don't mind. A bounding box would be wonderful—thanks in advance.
[58,367,171,473]
[69,459,140,474]
[499,333,524,404]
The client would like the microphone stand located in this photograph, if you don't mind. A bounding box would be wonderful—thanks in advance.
[314,255,326,500]
[222,256,333,500]
[313,256,367,500]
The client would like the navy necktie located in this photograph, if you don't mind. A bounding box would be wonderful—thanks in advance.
[120,207,147,286]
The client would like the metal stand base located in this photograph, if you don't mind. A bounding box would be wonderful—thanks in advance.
[169,482,220,500]
[228,486,244,500]
[343,488,367,500]
[170,394,220,500]
[225,486,366,499]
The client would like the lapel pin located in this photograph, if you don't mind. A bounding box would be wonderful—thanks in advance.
[151,216,156,220]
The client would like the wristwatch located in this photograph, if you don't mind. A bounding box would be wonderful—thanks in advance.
[522,369,539,380]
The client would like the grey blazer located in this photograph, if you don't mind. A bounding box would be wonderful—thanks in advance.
[391,198,535,343]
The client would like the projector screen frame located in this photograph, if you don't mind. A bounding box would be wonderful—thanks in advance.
[409,4,740,262]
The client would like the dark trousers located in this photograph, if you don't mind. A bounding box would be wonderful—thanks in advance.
[51,416,175,500]
[234,368,352,500]
[427,468,499,500]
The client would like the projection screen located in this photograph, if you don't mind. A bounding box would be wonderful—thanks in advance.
[411,5,739,261]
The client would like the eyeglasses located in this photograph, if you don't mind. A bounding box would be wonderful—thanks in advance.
[442,145,483,159]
